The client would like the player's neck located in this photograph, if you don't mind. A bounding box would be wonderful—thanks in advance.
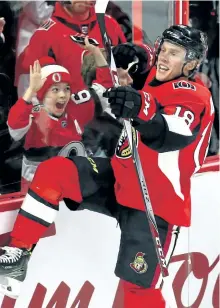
[64,7,90,21]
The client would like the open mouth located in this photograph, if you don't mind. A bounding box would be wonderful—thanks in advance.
[158,64,169,73]
[56,102,65,110]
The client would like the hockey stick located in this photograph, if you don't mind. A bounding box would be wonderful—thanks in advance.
[95,0,169,278]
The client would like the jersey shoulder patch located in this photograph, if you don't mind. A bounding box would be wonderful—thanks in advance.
[38,18,56,31]
[172,80,196,91]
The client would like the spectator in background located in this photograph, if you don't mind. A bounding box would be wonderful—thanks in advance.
[8,43,122,191]
[16,1,54,61]
[15,0,126,120]
[189,0,219,155]
[0,2,18,115]
[106,1,152,45]
[0,2,16,77]
[15,0,151,75]
[0,17,5,47]
[8,58,86,191]
[0,16,6,124]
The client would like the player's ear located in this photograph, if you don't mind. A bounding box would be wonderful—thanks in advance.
[183,60,198,76]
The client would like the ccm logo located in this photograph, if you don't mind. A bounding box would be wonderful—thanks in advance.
[173,81,196,91]
[143,92,151,116]
[155,237,167,268]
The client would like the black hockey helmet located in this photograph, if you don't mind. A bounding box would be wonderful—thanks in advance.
[155,25,208,63]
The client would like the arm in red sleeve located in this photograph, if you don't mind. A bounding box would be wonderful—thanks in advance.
[114,20,127,44]
[134,90,209,152]
[94,66,114,88]
[105,15,127,45]
[135,43,155,74]
[15,24,55,92]
[7,98,33,141]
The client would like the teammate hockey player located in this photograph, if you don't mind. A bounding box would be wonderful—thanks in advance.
[0,25,214,308]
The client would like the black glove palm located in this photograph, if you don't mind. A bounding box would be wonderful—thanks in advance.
[113,43,137,70]
[113,43,148,74]
[105,87,142,119]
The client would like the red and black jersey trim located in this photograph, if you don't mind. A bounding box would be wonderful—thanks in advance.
[18,189,59,227]
[19,209,51,227]
[28,189,59,210]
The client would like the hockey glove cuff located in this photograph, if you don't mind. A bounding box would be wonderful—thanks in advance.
[105,87,156,121]
[138,91,157,121]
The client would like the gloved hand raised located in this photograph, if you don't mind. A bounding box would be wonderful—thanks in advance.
[112,43,149,74]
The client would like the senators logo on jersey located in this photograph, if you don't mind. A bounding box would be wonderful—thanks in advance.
[130,252,148,274]
[116,127,138,159]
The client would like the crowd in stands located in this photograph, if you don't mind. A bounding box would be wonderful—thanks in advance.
[0,0,219,194]
[189,0,219,155]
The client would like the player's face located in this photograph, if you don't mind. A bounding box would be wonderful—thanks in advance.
[117,68,133,86]
[43,83,71,117]
[156,41,186,81]
[70,1,93,14]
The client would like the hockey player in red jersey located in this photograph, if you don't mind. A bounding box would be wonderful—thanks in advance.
[109,26,214,227]
[0,26,214,307]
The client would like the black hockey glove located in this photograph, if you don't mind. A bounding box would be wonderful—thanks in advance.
[105,86,142,119]
[113,43,148,74]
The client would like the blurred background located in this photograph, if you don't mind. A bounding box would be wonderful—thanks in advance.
[0,0,219,194]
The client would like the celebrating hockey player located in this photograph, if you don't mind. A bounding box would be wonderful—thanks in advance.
[0,25,214,308]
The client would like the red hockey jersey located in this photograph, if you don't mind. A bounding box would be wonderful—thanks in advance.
[8,67,113,183]
[7,98,85,182]
[112,67,214,226]
[15,1,126,98]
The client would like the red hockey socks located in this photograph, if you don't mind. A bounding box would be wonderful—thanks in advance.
[123,280,166,308]
[10,157,82,248]
[10,188,59,247]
